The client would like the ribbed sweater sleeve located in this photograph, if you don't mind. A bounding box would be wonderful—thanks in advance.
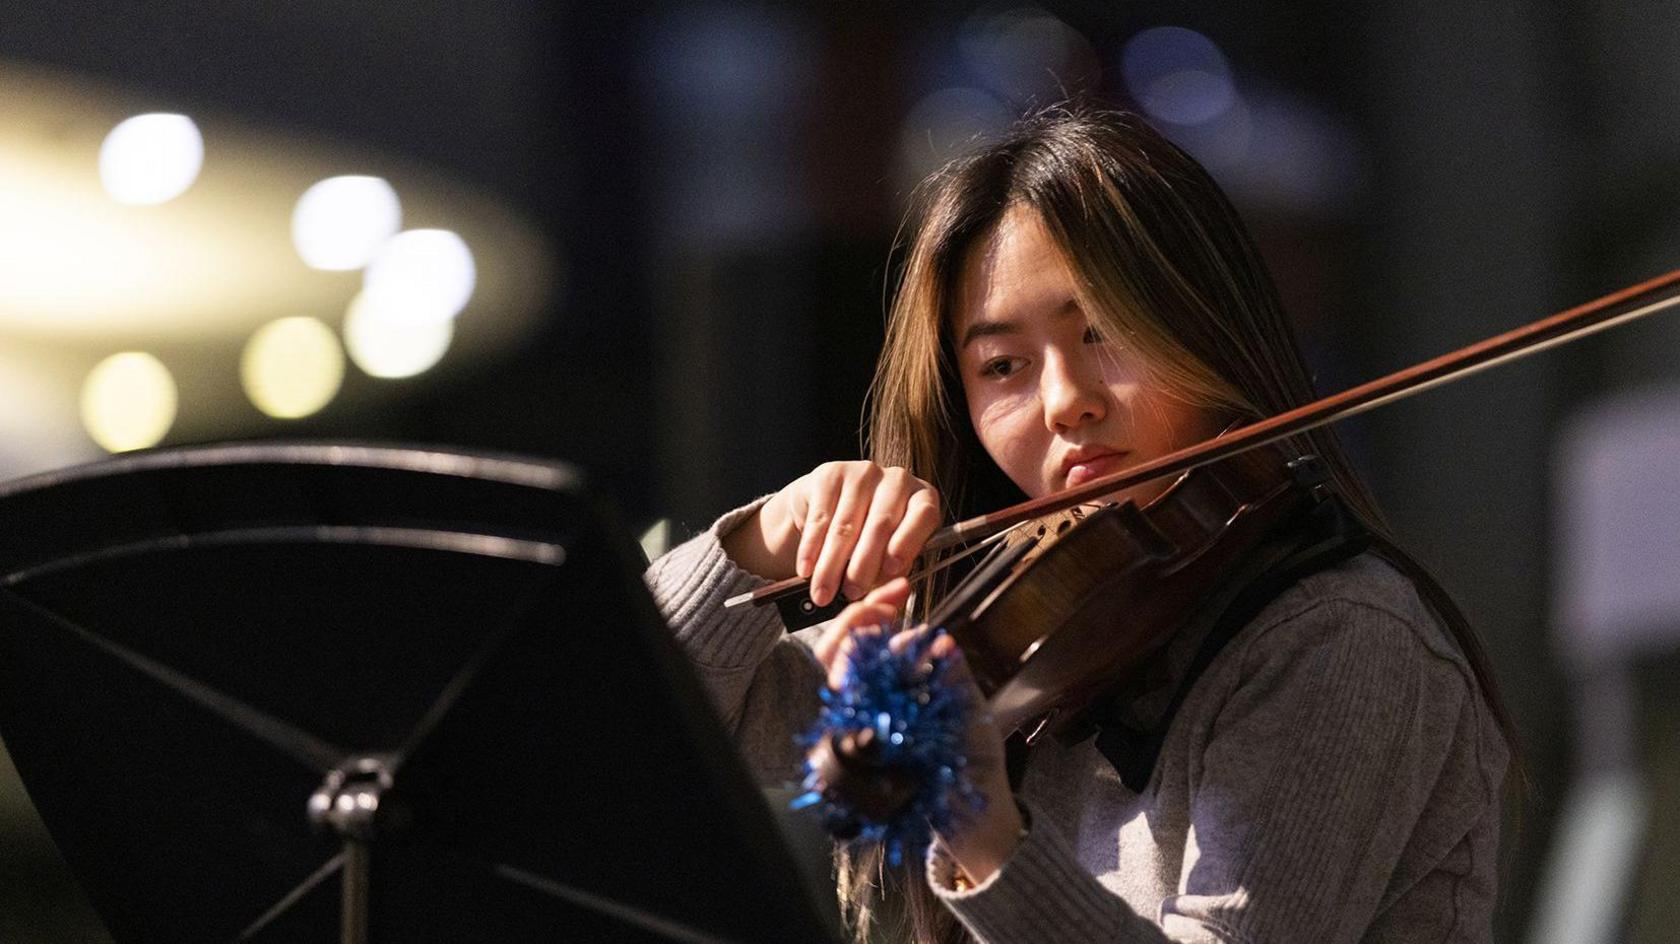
[643,498,825,785]
[929,800,1173,941]
[930,596,1488,943]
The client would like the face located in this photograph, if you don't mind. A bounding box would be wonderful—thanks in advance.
[952,204,1224,505]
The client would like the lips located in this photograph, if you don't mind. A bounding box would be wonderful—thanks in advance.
[1060,449,1130,488]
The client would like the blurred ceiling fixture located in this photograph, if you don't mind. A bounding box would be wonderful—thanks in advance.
[0,61,558,476]
[1121,26,1237,127]
[343,290,454,379]
[241,316,345,420]
[362,228,477,326]
[79,351,178,452]
[897,87,1013,189]
[99,113,204,205]
[291,175,403,271]
[958,5,1097,105]
[1118,28,1363,212]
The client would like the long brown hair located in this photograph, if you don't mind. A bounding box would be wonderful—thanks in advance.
[843,105,1518,944]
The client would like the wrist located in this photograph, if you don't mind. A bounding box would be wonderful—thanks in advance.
[940,786,1025,885]
[719,498,794,580]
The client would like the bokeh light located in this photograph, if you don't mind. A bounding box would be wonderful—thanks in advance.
[959,6,1095,104]
[99,113,204,205]
[1168,83,1363,211]
[898,87,1013,186]
[241,316,344,419]
[342,290,453,378]
[80,352,177,452]
[361,229,476,326]
[292,176,402,271]
[1168,98,1255,174]
[1121,27,1237,127]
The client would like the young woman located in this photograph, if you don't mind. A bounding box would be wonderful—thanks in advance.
[646,107,1512,944]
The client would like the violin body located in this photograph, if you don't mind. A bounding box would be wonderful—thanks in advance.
[932,446,1318,735]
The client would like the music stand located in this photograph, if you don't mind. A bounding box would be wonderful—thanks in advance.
[0,442,840,944]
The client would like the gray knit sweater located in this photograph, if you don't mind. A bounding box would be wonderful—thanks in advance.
[645,500,1508,943]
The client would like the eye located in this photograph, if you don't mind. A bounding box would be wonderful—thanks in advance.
[980,356,1026,379]
[1082,325,1104,344]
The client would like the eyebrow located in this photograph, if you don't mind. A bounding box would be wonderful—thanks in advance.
[958,298,1082,350]
[958,319,1018,349]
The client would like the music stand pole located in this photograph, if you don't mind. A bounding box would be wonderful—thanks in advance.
[308,755,399,944]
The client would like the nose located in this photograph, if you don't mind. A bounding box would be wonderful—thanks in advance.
[1040,348,1107,433]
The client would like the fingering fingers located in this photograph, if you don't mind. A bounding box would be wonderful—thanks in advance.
[794,465,844,582]
[810,465,879,606]
[844,468,914,597]
[882,485,942,581]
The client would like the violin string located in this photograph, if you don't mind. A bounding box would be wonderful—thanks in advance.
[725,523,1024,610]
[900,523,1026,633]
[901,521,1023,585]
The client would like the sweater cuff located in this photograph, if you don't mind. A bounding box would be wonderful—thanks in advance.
[929,799,1151,942]
[644,497,787,668]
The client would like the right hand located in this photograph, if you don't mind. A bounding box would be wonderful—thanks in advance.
[722,462,942,606]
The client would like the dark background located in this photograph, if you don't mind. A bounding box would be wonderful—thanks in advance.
[3,1,1679,940]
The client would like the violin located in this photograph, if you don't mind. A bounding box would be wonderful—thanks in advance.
[735,267,1680,829]
[921,444,1317,737]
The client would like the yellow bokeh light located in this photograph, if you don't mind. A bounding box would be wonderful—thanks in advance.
[241,316,344,419]
[80,352,177,452]
[342,289,452,378]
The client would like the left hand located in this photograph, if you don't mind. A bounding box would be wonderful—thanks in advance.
[811,578,1024,883]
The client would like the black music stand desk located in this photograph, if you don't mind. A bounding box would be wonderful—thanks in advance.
[0,443,839,944]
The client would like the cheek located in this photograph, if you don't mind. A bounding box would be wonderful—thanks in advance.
[1095,350,1147,398]
[1130,391,1223,453]
[967,390,1042,484]
[967,389,1021,448]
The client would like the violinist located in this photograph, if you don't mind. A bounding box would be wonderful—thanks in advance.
[645,106,1513,944]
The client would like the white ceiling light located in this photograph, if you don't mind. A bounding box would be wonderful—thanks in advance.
[361,228,476,326]
[292,175,402,271]
[342,289,453,379]
[99,113,204,205]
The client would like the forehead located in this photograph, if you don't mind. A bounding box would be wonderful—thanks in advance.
[952,204,1078,336]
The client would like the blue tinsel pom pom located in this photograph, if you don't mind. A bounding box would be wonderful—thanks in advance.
[790,629,984,867]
